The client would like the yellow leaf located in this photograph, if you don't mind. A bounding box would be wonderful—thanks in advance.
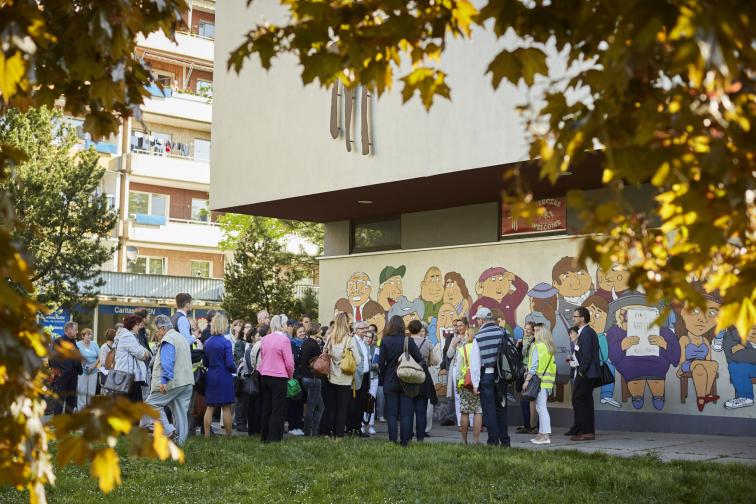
[602,168,614,183]
[0,51,28,102]
[651,162,670,186]
[152,422,170,460]
[90,448,121,494]
[107,416,132,435]
[718,299,756,343]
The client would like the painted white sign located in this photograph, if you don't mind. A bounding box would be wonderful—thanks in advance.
[626,307,661,357]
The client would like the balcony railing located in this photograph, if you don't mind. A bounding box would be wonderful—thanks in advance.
[142,90,212,123]
[127,217,222,248]
[129,150,210,186]
[97,271,224,302]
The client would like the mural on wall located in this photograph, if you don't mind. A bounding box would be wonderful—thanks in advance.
[377,265,405,310]
[328,256,754,418]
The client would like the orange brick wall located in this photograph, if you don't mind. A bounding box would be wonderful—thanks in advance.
[136,246,224,278]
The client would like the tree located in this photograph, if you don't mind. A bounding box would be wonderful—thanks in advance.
[0,107,117,308]
[217,212,324,255]
[223,217,307,323]
[228,0,755,338]
[1,2,187,502]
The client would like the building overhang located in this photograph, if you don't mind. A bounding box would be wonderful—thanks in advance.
[214,154,606,222]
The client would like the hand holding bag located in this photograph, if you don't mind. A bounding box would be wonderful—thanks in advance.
[522,354,553,401]
[310,340,332,376]
[102,339,135,395]
[397,336,425,385]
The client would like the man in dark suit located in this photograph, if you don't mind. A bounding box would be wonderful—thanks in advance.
[568,306,601,441]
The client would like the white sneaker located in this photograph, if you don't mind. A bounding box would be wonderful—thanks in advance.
[530,435,551,445]
[601,397,622,408]
[724,397,754,409]
[369,426,376,435]
[289,429,304,436]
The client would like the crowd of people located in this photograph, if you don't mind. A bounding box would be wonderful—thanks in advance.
[48,293,607,447]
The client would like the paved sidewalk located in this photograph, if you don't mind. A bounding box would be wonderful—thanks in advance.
[368,422,756,465]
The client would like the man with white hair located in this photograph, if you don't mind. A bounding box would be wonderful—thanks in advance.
[144,314,195,445]
[257,310,271,327]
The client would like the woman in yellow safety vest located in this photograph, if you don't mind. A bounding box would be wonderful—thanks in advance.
[523,324,557,445]
[455,326,482,445]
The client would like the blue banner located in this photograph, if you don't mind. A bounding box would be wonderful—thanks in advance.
[40,308,70,338]
[97,304,172,317]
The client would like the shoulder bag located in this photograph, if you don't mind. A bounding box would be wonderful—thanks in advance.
[340,339,357,376]
[102,339,135,395]
[397,336,425,385]
[310,339,332,376]
[522,353,553,401]
[597,343,615,387]
[462,345,474,390]
[242,346,261,396]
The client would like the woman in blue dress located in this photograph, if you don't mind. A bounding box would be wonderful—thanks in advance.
[203,313,236,437]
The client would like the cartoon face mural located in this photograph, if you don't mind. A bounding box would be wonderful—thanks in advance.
[334,271,373,322]
[362,300,386,340]
[387,296,424,328]
[443,271,472,318]
[419,266,444,321]
[674,289,723,412]
[469,267,528,329]
[596,263,636,302]
[377,265,406,311]
[552,256,595,327]
[606,293,681,411]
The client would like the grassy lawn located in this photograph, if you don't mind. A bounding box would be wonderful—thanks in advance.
[2,437,753,503]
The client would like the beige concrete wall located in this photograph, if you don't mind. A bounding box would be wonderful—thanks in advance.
[211,2,573,211]
[318,235,755,424]
[401,202,499,250]
[324,221,350,256]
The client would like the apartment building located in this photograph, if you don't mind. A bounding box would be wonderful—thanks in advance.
[209,2,754,435]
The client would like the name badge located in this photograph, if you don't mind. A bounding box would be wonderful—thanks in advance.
[574,344,580,351]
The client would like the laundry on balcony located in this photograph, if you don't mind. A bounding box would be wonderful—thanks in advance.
[130,131,190,157]
[134,213,167,226]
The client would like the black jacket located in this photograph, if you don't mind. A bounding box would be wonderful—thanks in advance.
[298,337,321,379]
[378,333,423,393]
[50,335,83,382]
[575,325,601,379]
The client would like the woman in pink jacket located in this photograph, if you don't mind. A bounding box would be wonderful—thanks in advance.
[257,314,295,442]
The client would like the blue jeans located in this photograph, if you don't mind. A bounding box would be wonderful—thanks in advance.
[384,389,414,446]
[412,396,428,441]
[479,373,510,446]
[729,361,756,400]
[302,377,325,436]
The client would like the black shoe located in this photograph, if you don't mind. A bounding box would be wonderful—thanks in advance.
[359,432,370,438]
[440,419,455,426]
[564,428,579,436]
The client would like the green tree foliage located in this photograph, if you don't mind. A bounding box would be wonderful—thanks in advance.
[229,0,755,338]
[223,218,306,322]
[0,107,117,307]
[217,212,324,255]
[0,2,187,502]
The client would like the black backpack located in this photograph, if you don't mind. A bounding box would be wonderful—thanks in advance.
[495,331,525,385]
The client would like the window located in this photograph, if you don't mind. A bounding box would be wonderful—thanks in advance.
[198,21,215,39]
[351,217,401,253]
[128,191,168,217]
[194,138,210,161]
[196,80,213,97]
[190,260,211,278]
[127,256,166,275]
[191,198,209,222]
[150,70,174,87]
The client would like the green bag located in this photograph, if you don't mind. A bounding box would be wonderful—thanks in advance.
[287,378,302,399]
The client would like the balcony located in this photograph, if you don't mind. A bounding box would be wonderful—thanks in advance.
[127,218,223,249]
[142,91,212,125]
[137,30,213,63]
[129,151,209,188]
[97,271,224,302]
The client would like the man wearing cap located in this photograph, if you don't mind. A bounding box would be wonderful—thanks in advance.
[469,307,511,447]
[377,265,406,311]
[469,267,528,330]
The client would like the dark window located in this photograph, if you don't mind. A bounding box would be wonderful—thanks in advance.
[351,217,401,253]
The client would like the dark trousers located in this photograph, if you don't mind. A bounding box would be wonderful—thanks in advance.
[520,399,531,427]
[287,396,304,430]
[384,389,414,446]
[235,393,249,430]
[127,381,144,403]
[326,382,352,437]
[52,375,77,415]
[480,373,510,446]
[348,373,370,432]
[302,377,324,436]
[412,396,428,441]
[572,374,596,434]
[260,376,287,442]
[319,381,331,435]
[246,392,262,436]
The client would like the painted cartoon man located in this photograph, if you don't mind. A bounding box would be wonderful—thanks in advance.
[582,294,621,408]
[552,257,594,328]
[420,266,444,322]
[334,271,372,322]
[362,301,386,341]
[469,267,528,329]
[606,293,681,410]
[387,296,425,329]
[723,326,756,410]
[377,265,405,311]
[596,263,639,303]
[436,303,458,343]
[525,282,571,382]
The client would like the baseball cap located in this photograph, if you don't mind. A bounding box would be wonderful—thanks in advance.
[473,307,493,320]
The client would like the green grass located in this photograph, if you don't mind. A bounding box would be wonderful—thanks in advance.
[1,437,753,503]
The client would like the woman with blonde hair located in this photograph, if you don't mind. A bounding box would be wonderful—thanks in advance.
[523,324,557,445]
[326,312,362,438]
[455,324,482,445]
[203,313,236,437]
[76,328,100,409]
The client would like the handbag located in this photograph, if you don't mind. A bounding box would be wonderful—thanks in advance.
[194,367,207,395]
[340,341,357,375]
[462,345,474,391]
[287,378,302,399]
[310,340,332,376]
[397,336,425,384]
[597,345,615,387]
[522,354,553,401]
[101,339,134,395]
[242,347,261,396]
